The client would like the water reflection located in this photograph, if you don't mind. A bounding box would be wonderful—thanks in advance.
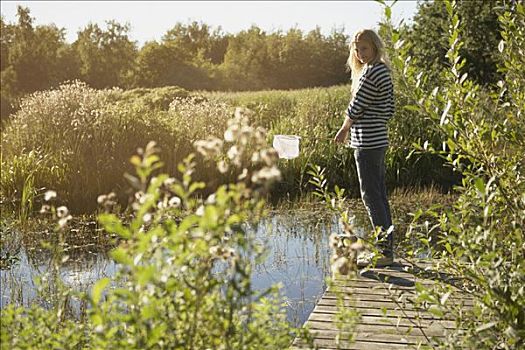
[1,211,370,327]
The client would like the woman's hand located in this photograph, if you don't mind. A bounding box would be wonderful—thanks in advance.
[334,117,353,144]
[334,127,349,144]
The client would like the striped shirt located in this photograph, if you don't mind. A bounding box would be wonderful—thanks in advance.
[346,62,394,149]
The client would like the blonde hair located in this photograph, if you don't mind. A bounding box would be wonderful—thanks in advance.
[347,29,391,97]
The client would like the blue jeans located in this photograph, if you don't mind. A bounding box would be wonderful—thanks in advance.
[354,147,393,257]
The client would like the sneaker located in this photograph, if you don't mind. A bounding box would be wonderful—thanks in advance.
[356,251,374,268]
[374,254,394,267]
[356,251,394,268]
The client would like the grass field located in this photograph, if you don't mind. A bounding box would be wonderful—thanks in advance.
[1,81,454,214]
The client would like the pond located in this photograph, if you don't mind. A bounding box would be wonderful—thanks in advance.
[0,209,373,328]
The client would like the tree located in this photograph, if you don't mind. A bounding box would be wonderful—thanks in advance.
[270,28,311,89]
[0,16,14,72]
[131,40,209,89]
[163,21,229,65]
[405,0,503,87]
[74,21,137,88]
[4,6,73,93]
[0,6,78,120]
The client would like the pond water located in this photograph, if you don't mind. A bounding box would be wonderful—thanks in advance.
[0,209,372,327]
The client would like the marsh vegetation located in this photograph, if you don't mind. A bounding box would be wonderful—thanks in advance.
[1,0,524,349]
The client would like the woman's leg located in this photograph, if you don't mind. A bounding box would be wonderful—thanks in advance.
[354,147,393,257]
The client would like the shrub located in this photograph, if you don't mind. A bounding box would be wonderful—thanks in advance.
[1,82,233,212]
[111,86,190,110]
[380,1,525,348]
[1,114,310,349]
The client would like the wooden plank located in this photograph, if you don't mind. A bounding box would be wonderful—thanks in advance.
[293,335,439,349]
[325,285,472,301]
[303,321,448,337]
[312,304,455,320]
[321,285,417,296]
[291,339,422,350]
[296,322,445,343]
[322,292,474,305]
[316,298,472,311]
[307,312,456,329]
[334,277,434,287]
[291,341,432,350]
[292,259,469,349]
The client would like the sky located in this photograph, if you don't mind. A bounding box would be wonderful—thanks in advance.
[0,1,420,45]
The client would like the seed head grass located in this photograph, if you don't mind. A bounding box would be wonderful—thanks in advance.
[2,82,451,214]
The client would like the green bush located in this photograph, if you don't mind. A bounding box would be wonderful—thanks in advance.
[1,79,455,213]
[1,81,233,212]
[111,85,190,110]
[1,115,310,349]
[0,306,89,349]
[380,1,525,348]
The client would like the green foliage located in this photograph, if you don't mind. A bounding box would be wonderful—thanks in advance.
[2,78,458,214]
[2,7,74,93]
[112,85,190,110]
[0,150,65,221]
[73,20,137,89]
[1,7,352,122]
[0,306,88,349]
[163,21,229,65]
[405,0,503,87]
[0,6,81,122]
[380,0,525,348]
[0,81,238,212]
[88,137,295,349]
[220,26,348,91]
[1,122,308,348]
[131,40,204,89]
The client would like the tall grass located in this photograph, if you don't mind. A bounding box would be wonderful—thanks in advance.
[1,81,451,214]
[207,86,455,199]
[1,82,231,212]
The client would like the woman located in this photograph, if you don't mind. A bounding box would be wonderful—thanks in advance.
[334,29,395,267]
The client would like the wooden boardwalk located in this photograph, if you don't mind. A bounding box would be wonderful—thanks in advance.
[291,260,471,349]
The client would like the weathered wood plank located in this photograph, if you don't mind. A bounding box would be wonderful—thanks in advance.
[293,334,439,349]
[307,312,456,329]
[291,339,421,350]
[313,303,458,321]
[322,292,474,305]
[292,259,467,349]
[323,286,472,302]
[303,321,448,337]
[316,298,472,311]
[312,304,455,320]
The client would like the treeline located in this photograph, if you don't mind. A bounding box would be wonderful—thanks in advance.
[1,2,503,121]
[0,6,349,120]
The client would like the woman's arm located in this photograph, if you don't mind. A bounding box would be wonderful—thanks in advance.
[334,116,353,144]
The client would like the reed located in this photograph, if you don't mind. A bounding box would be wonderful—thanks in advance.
[1,82,450,214]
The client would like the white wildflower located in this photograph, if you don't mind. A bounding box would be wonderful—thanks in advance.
[238,168,249,181]
[44,190,57,201]
[217,160,229,174]
[56,206,69,218]
[196,205,205,216]
[58,215,72,228]
[224,127,236,142]
[97,194,107,204]
[227,145,239,160]
[163,177,175,186]
[143,213,152,223]
[206,194,216,204]
[168,196,181,207]
[251,166,281,184]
